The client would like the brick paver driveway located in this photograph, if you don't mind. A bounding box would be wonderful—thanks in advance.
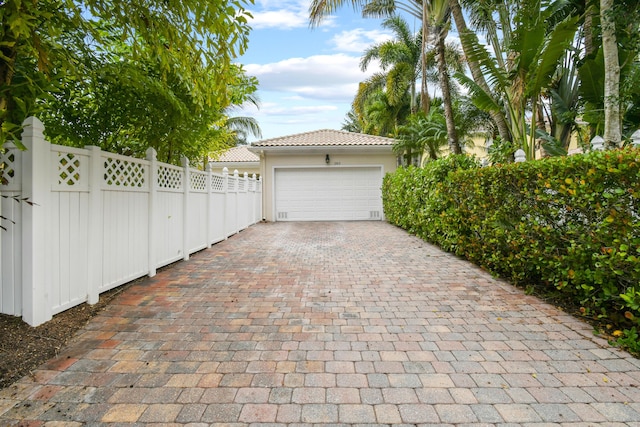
[2,221,640,425]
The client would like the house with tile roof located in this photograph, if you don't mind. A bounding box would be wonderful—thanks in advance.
[248,129,398,222]
[209,145,260,177]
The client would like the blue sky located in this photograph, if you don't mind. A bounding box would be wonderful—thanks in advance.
[235,0,423,142]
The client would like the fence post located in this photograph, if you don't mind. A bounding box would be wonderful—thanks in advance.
[146,148,157,277]
[258,176,263,221]
[234,169,240,234]
[632,129,640,148]
[252,173,257,224]
[591,135,605,151]
[206,161,212,248]
[85,145,103,304]
[182,156,190,261]
[514,149,526,163]
[223,167,229,239]
[20,117,51,326]
[243,172,249,229]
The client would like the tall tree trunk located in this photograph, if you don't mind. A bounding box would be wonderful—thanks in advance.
[436,30,461,155]
[420,5,431,115]
[536,99,546,131]
[584,0,598,140]
[584,1,595,57]
[601,0,621,147]
[448,0,512,143]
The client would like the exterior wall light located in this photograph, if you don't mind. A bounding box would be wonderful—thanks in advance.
[325,154,330,164]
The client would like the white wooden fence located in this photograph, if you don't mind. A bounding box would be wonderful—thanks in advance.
[0,117,262,326]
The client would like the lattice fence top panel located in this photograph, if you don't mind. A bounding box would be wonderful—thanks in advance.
[0,147,20,190]
[53,147,90,191]
[248,179,255,192]
[238,177,246,192]
[227,176,237,192]
[211,174,225,192]
[103,156,147,189]
[157,164,183,190]
[190,171,207,192]
[57,152,81,187]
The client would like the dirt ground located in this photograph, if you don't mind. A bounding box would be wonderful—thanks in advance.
[0,282,134,390]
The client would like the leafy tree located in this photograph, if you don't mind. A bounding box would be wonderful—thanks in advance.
[0,0,253,146]
[578,0,640,142]
[40,29,259,164]
[456,0,580,159]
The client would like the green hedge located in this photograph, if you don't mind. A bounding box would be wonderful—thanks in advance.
[383,150,640,346]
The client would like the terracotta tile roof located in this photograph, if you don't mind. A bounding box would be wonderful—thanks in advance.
[251,129,396,147]
[210,146,259,163]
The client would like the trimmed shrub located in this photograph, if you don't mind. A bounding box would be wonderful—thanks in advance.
[383,149,640,346]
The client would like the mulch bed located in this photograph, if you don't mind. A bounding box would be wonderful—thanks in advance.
[0,282,135,389]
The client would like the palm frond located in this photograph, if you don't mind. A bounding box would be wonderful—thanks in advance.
[308,0,364,27]
[454,72,502,113]
[458,30,508,90]
[526,15,580,98]
[353,73,387,116]
[387,63,412,106]
[226,116,262,140]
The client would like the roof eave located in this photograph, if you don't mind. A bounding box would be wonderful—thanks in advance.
[248,145,394,154]
[209,161,260,167]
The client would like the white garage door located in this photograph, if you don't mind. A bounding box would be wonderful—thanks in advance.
[274,167,383,221]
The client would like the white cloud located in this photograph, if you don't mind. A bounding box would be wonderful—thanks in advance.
[249,9,309,29]
[263,105,338,116]
[241,101,337,116]
[329,28,392,53]
[248,0,338,29]
[245,53,380,102]
[236,3,394,139]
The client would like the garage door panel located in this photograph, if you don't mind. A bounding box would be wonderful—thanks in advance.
[275,167,383,221]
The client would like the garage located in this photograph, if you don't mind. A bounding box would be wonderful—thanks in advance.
[274,167,383,221]
[249,129,398,222]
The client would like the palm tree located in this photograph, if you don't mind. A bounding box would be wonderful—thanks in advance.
[311,0,466,153]
[222,91,262,145]
[310,0,434,116]
[448,0,512,142]
[396,109,447,163]
[426,0,461,154]
[360,15,423,114]
[357,0,432,114]
[341,107,363,132]
[360,0,463,155]
[225,116,262,145]
[360,88,408,136]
